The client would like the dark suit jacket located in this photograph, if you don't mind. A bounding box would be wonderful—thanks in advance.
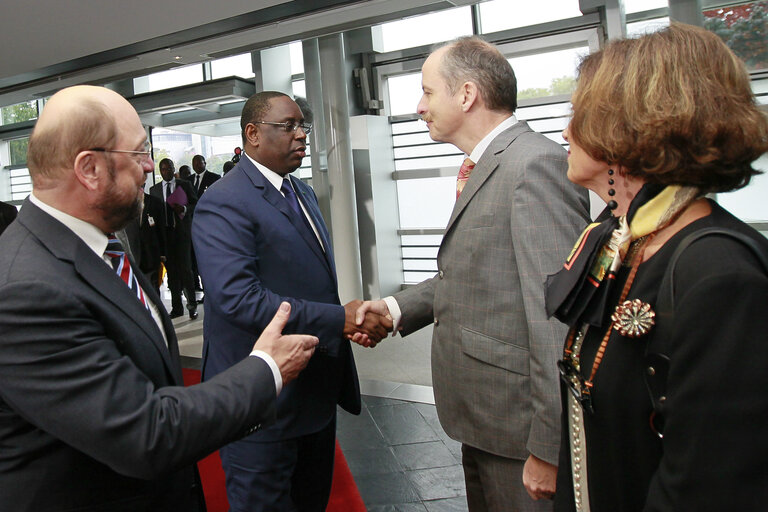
[0,199,278,512]
[149,179,198,246]
[192,157,360,442]
[190,170,220,198]
[0,200,17,236]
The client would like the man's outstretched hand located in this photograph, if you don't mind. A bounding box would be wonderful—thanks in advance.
[252,302,318,384]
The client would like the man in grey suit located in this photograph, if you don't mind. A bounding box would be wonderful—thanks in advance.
[0,85,317,511]
[354,37,589,511]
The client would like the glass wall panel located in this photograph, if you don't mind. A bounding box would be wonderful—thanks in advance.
[375,7,472,53]
[396,177,456,229]
[388,73,423,116]
[210,53,254,79]
[624,0,667,14]
[479,0,583,33]
[133,64,204,94]
[717,154,768,222]
[8,137,28,166]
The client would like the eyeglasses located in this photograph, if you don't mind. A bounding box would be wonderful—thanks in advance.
[254,120,312,135]
[89,141,153,162]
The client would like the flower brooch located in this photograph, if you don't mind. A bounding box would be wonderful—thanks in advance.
[611,298,655,338]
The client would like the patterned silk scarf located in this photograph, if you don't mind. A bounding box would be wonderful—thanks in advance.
[545,184,699,328]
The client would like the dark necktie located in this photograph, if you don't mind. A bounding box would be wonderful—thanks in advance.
[281,178,321,249]
[165,182,174,227]
[105,234,150,311]
[194,174,200,192]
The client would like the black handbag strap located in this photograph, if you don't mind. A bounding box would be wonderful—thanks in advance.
[644,227,768,437]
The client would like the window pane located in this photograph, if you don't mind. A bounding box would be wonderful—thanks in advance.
[397,177,456,229]
[717,154,768,222]
[624,0,667,14]
[9,137,28,166]
[387,72,423,116]
[133,64,204,94]
[704,2,768,71]
[210,53,254,80]
[479,0,583,33]
[290,42,304,75]
[1,101,38,125]
[626,17,670,37]
[511,47,588,100]
[376,6,472,53]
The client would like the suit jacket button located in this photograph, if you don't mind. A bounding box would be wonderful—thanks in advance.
[438,270,444,279]
[434,318,439,326]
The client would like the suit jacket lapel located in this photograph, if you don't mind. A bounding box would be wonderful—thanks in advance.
[19,201,178,378]
[444,121,530,235]
[290,176,336,279]
[242,160,334,280]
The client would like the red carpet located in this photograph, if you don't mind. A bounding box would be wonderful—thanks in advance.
[182,368,366,512]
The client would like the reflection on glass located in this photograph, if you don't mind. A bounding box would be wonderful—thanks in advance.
[479,0,582,33]
[704,2,768,71]
[376,6,472,53]
[210,53,254,80]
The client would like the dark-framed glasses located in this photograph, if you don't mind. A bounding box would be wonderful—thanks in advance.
[254,120,312,135]
[89,140,153,162]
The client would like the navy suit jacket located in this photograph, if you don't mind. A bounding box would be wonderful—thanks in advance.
[193,157,360,441]
[0,199,278,511]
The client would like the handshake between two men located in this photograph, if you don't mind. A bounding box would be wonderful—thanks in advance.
[251,299,394,387]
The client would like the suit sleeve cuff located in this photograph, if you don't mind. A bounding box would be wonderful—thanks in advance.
[250,350,282,396]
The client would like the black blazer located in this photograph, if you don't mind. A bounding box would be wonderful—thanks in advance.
[190,170,220,198]
[149,179,198,244]
[0,199,277,511]
[0,200,17,236]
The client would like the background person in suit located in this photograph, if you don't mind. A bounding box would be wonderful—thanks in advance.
[123,191,167,295]
[0,84,318,512]
[150,158,198,319]
[0,200,18,236]
[192,91,391,512]
[189,154,219,293]
[354,37,590,511]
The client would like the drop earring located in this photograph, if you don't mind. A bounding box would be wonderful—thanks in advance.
[607,168,618,211]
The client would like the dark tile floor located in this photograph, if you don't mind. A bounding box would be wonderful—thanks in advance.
[337,396,468,511]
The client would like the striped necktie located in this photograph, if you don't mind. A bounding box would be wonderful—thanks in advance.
[456,157,475,198]
[105,233,150,311]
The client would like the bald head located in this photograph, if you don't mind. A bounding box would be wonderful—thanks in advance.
[27,86,137,187]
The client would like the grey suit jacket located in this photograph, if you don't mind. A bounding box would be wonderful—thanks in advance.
[394,121,590,464]
[0,199,277,511]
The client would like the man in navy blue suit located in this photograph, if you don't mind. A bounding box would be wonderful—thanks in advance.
[192,91,390,511]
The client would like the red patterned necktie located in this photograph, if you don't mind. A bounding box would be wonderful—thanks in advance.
[456,157,475,198]
[105,233,150,311]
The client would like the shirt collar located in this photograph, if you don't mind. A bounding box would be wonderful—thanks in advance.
[29,192,109,260]
[468,114,517,164]
[245,152,290,192]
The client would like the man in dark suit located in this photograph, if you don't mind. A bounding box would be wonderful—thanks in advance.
[354,38,590,511]
[189,154,219,293]
[0,84,318,512]
[123,192,166,295]
[0,200,18,236]
[192,91,390,512]
[150,159,198,319]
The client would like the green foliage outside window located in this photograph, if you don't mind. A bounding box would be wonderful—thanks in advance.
[518,75,577,100]
[1,101,38,125]
[9,138,28,166]
[704,1,768,70]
